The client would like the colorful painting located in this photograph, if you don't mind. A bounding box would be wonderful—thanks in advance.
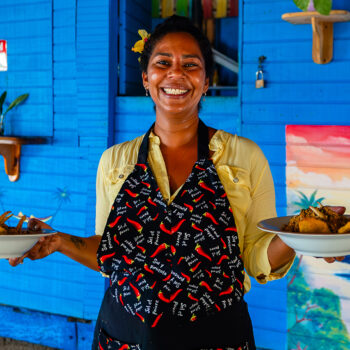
[286,125,350,350]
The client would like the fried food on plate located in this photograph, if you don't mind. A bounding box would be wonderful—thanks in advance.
[0,211,28,235]
[283,205,350,234]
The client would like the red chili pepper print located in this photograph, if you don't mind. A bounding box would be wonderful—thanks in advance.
[158,291,170,303]
[183,203,193,212]
[163,273,171,281]
[171,219,186,233]
[113,235,120,245]
[152,213,159,221]
[193,193,204,203]
[141,181,151,188]
[150,281,157,289]
[195,164,206,171]
[159,222,172,234]
[119,293,124,306]
[108,215,122,228]
[205,269,212,278]
[236,278,243,290]
[181,272,191,283]
[200,281,213,291]
[209,201,216,209]
[195,244,212,261]
[191,223,203,232]
[125,189,139,198]
[219,285,234,296]
[190,314,197,322]
[177,256,184,265]
[136,163,147,171]
[180,189,188,197]
[129,282,141,300]
[221,193,227,198]
[198,180,215,194]
[217,255,229,265]
[188,293,199,302]
[144,264,154,274]
[223,272,230,279]
[215,304,221,312]
[100,252,116,263]
[98,342,104,350]
[136,245,146,253]
[220,237,227,249]
[203,212,219,225]
[118,276,128,286]
[151,313,163,328]
[126,202,132,209]
[190,261,201,272]
[136,273,144,282]
[126,217,143,233]
[136,205,147,216]
[170,245,176,255]
[147,197,157,206]
[169,289,182,301]
[225,227,237,232]
[150,243,168,258]
[118,345,129,350]
[122,255,134,265]
[135,312,145,323]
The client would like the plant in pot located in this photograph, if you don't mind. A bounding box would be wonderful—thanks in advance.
[293,0,332,15]
[0,91,29,136]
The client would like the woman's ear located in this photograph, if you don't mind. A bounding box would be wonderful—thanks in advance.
[142,71,148,90]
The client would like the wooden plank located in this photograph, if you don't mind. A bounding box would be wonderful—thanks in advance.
[0,19,52,38]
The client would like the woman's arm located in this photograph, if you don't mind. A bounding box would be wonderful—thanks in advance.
[267,235,295,272]
[9,219,102,271]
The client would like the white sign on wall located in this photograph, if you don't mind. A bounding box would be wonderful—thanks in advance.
[0,40,8,71]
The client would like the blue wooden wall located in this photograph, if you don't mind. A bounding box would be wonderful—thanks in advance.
[0,0,110,348]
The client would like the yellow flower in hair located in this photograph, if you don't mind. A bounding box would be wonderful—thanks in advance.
[131,29,150,55]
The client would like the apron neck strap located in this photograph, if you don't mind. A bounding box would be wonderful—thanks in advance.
[137,119,209,164]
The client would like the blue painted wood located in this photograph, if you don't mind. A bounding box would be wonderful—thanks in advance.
[118,0,152,95]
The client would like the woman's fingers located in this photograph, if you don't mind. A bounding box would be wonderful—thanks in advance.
[28,218,53,231]
[323,256,345,263]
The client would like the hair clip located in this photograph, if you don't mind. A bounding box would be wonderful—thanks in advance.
[131,29,151,61]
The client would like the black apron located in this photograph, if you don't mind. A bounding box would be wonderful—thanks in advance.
[93,120,256,350]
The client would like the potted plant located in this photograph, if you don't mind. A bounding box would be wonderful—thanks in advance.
[293,0,332,15]
[0,91,29,136]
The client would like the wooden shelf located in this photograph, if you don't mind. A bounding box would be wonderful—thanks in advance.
[0,137,46,182]
[282,10,350,64]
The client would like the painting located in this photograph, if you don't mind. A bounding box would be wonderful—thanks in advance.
[286,125,350,350]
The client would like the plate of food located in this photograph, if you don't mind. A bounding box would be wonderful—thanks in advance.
[257,205,350,257]
[0,211,57,259]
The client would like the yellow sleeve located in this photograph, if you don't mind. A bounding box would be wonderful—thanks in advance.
[95,149,111,236]
[242,148,295,284]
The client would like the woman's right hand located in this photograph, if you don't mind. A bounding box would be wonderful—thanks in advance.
[8,218,61,266]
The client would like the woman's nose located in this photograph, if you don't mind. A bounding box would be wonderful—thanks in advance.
[168,62,184,77]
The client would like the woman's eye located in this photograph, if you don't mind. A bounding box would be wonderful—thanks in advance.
[184,63,198,68]
[157,60,170,66]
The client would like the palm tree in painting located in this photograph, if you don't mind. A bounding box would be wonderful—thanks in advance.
[291,190,325,213]
[50,187,71,225]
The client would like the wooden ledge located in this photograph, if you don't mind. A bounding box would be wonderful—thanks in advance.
[0,137,46,182]
[282,10,350,64]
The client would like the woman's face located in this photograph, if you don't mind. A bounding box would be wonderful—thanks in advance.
[142,32,209,118]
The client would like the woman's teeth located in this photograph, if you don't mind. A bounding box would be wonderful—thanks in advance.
[163,88,188,95]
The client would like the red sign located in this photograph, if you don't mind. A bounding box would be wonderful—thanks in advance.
[0,40,7,71]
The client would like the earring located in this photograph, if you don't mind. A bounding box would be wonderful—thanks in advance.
[202,92,207,101]
[145,88,149,96]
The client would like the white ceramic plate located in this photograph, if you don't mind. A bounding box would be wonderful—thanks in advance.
[0,229,57,259]
[257,216,350,257]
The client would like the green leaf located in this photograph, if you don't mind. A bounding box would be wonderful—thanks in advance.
[293,0,310,11]
[314,0,332,15]
[3,93,29,116]
[0,91,7,115]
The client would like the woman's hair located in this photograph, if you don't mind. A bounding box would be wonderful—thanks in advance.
[140,15,214,82]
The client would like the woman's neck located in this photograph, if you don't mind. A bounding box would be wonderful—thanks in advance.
[153,114,199,149]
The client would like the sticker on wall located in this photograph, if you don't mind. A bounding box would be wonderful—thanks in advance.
[286,125,350,350]
[0,40,7,71]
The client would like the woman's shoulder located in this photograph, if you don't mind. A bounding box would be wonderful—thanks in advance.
[99,135,144,171]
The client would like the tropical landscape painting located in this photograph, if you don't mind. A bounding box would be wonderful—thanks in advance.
[286,125,350,350]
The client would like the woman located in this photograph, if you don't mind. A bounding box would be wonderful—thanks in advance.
[10,15,305,350]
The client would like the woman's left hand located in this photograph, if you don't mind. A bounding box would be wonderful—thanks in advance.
[323,256,345,263]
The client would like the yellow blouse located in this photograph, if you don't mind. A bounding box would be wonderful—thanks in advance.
[95,129,294,292]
